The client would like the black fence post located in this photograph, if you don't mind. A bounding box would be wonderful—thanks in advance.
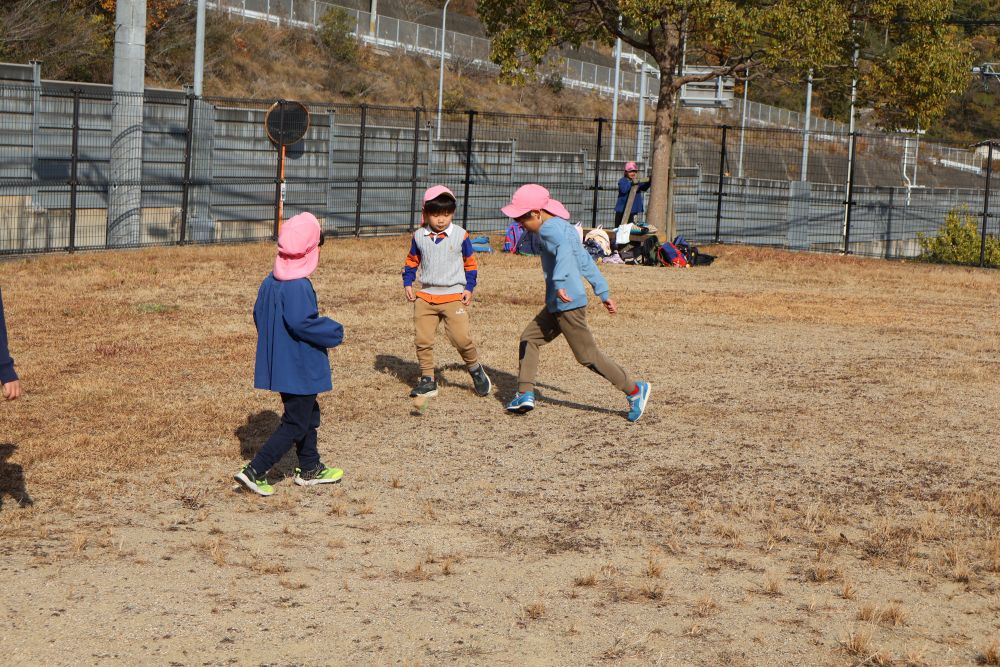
[884,187,894,260]
[409,107,421,232]
[67,89,81,253]
[273,100,286,240]
[844,132,858,255]
[592,117,605,228]
[981,142,994,268]
[354,104,368,237]
[462,110,476,229]
[714,125,729,244]
[179,93,195,245]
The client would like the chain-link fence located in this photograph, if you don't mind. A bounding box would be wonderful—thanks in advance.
[2,84,998,265]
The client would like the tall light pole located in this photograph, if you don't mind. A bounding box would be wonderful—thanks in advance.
[436,0,452,140]
[636,62,647,163]
[843,44,859,244]
[737,73,749,178]
[800,69,813,181]
[109,0,146,247]
[610,37,622,160]
[194,0,206,96]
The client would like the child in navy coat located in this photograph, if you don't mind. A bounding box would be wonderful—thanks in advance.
[0,288,21,401]
[235,212,345,496]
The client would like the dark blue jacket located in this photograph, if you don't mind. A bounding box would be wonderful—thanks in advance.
[0,288,16,384]
[253,274,344,395]
[614,176,652,214]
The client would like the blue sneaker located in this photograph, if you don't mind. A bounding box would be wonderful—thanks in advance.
[626,381,651,422]
[506,391,535,414]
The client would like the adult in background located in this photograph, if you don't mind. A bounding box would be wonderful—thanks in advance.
[0,288,21,400]
[614,161,652,230]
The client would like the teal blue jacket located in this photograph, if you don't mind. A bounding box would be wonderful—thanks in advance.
[537,217,610,313]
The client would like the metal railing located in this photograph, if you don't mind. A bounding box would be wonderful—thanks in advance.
[205,0,646,100]
[203,0,985,176]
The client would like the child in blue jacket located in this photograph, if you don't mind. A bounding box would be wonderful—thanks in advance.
[501,184,651,422]
[235,212,345,496]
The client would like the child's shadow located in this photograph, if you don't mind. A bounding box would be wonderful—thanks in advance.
[0,444,33,511]
[373,354,620,417]
[233,411,298,480]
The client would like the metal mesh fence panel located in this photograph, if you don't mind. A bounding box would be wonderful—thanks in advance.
[4,82,1000,266]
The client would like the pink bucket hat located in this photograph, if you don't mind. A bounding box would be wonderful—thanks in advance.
[501,184,570,220]
[273,212,322,280]
[423,184,456,203]
[624,161,638,172]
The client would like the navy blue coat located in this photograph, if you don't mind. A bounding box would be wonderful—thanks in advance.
[614,176,652,214]
[0,288,16,384]
[253,275,344,395]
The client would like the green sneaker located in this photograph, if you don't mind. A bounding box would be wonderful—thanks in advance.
[234,464,274,496]
[294,464,344,486]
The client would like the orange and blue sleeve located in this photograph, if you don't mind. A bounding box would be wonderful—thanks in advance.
[462,232,478,291]
[402,238,421,286]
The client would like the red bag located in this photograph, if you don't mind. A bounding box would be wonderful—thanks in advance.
[657,241,689,267]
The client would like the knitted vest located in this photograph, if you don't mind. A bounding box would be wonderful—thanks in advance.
[414,225,467,295]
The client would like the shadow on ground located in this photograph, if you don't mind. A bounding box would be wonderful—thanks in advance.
[233,410,298,480]
[373,354,620,417]
[0,444,32,510]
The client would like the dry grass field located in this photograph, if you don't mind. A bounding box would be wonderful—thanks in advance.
[1,237,999,666]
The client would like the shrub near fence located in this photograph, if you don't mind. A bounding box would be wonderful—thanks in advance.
[2,83,999,265]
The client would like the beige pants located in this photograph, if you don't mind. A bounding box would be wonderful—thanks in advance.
[414,298,478,376]
[517,306,634,394]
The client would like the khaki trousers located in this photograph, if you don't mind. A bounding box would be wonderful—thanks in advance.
[414,298,478,376]
[517,306,634,394]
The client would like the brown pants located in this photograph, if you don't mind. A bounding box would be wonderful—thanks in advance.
[414,298,478,376]
[517,306,634,394]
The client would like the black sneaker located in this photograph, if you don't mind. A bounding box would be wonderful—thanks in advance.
[294,463,344,486]
[470,365,492,396]
[234,464,275,496]
[409,375,438,398]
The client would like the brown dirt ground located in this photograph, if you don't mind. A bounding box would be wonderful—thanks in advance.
[1,238,999,666]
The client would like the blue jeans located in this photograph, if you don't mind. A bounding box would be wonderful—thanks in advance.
[250,393,321,474]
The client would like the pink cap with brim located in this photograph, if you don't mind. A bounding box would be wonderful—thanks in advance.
[423,185,456,203]
[501,184,571,220]
[274,212,322,280]
[624,162,638,172]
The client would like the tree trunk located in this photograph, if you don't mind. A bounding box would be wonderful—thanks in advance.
[645,66,676,241]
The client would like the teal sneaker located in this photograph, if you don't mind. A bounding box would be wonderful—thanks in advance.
[626,381,651,423]
[505,391,535,414]
[234,465,275,496]
[294,464,344,486]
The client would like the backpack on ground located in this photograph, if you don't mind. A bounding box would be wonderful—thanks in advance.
[640,236,661,266]
[671,235,715,266]
[657,239,689,267]
[671,235,695,266]
[584,227,611,256]
[502,221,543,255]
[583,239,605,262]
[502,221,522,253]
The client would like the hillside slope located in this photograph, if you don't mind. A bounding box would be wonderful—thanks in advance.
[0,1,645,121]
